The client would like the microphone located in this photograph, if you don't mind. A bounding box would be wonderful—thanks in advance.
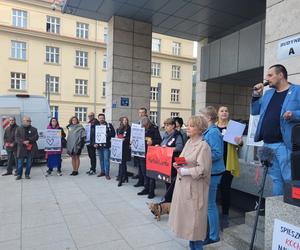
[257,146,275,167]
[253,80,269,90]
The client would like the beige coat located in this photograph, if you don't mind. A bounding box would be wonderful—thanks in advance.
[169,138,212,241]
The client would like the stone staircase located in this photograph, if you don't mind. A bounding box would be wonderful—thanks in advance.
[204,211,265,250]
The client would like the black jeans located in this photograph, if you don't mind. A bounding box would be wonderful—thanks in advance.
[219,170,234,215]
[87,145,97,172]
[134,156,144,184]
[140,157,155,193]
[163,166,177,202]
[7,150,16,173]
[118,159,127,179]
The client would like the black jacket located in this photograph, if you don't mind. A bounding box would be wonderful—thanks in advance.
[117,126,131,162]
[96,122,116,149]
[145,124,162,153]
[4,124,18,152]
[88,118,99,145]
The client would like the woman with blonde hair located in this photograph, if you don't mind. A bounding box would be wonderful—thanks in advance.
[169,116,212,250]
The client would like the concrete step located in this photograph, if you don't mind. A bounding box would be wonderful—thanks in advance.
[245,210,265,232]
[204,241,237,250]
[223,224,264,250]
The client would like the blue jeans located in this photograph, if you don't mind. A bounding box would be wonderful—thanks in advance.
[97,148,110,175]
[265,142,291,196]
[189,240,203,250]
[208,175,221,241]
[17,153,32,177]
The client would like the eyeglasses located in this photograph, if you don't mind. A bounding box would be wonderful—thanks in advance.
[25,120,31,122]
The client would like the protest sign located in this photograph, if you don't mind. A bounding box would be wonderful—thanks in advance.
[84,124,91,144]
[45,129,61,151]
[223,120,246,145]
[131,126,145,157]
[247,115,264,147]
[110,138,123,163]
[95,125,106,144]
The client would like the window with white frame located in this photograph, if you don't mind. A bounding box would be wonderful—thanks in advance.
[150,87,158,101]
[172,42,181,56]
[76,51,88,67]
[75,107,87,122]
[152,38,161,52]
[102,81,106,97]
[11,72,26,90]
[76,22,89,39]
[171,112,179,119]
[150,111,158,125]
[48,76,59,93]
[12,9,27,28]
[151,63,160,77]
[103,27,108,43]
[171,89,180,102]
[50,106,59,118]
[75,79,88,95]
[171,65,181,79]
[11,41,26,60]
[46,16,60,34]
[46,46,59,64]
[102,54,107,69]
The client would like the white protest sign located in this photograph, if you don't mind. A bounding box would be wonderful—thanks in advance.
[277,35,300,60]
[272,219,300,250]
[84,124,91,144]
[110,138,123,163]
[131,126,145,157]
[247,115,263,147]
[45,129,61,151]
[95,125,106,144]
[223,120,246,145]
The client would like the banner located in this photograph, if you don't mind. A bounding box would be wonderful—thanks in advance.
[110,138,123,163]
[95,125,106,144]
[272,219,300,250]
[131,126,145,157]
[84,124,91,144]
[146,146,174,183]
[45,129,61,151]
[247,115,263,147]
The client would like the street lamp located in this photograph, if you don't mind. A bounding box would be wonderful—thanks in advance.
[45,74,50,105]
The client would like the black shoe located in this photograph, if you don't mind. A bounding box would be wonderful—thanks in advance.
[134,181,144,187]
[148,193,155,199]
[57,170,62,176]
[70,171,77,176]
[116,176,120,181]
[16,176,22,180]
[118,180,122,187]
[88,170,96,175]
[203,238,220,246]
[25,175,31,179]
[2,172,12,176]
[123,176,128,183]
[132,174,139,179]
[14,171,18,176]
[45,169,52,177]
[137,189,149,195]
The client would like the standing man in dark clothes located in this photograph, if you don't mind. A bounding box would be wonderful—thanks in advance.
[86,112,100,175]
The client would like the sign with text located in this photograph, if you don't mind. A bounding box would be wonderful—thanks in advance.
[95,125,106,144]
[277,35,300,60]
[45,129,61,152]
[247,115,263,147]
[84,124,91,144]
[146,146,174,183]
[223,120,246,145]
[110,138,123,163]
[272,219,300,250]
[131,126,145,157]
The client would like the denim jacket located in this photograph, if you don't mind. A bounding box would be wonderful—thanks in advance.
[251,83,300,150]
[203,124,225,175]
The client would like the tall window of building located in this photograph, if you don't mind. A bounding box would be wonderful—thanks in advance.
[11,72,26,90]
[75,107,87,122]
[150,111,158,125]
[171,112,179,119]
[102,81,106,97]
[46,46,59,64]
[150,87,158,101]
[76,51,88,67]
[172,42,181,56]
[152,38,161,52]
[12,9,27,28]
[151,63,160,77]
[75,79,88,95]
[50,105,59,118]
[46,16,60,34]
[171,89,180,102]
[102,54,107,69]
[76,22,89,39]
[11,41,26,60]
[48,76,59,93]
[103,27,108,43]
[172,65,181,79]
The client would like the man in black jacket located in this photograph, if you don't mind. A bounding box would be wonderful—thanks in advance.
[86,112,100,175]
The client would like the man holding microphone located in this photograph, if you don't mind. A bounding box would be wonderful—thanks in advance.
[252,64,300,195]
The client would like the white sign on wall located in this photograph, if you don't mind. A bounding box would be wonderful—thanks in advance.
[247,115,264,147]
[272,219,300,250]
[277,35,300,60]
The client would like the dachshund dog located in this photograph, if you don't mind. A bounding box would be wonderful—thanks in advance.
[147,202,171,221]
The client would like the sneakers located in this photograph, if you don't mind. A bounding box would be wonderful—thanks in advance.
[25,175,31,179]
[15,176,22,180]
[2,172,13,176]
[86,170,96,175]
[137,189,149,195]
[57,170,62,176]
[45,170,52,177]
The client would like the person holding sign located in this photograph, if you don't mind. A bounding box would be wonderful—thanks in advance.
[86,112,99,175]
[169,116,212,250]
[116,117,131,187]
[45,117,66,176]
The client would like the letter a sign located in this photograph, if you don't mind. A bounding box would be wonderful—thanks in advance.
[277,35,300,60]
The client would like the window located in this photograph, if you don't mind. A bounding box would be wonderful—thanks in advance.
[50,106,59,118]
[76,22,89,39]
[11,72,26,90]
[171,89,180,102]
[46,16,60,34]
[11,41,26,60]
[103,54,107,69]
[151,63,160,77]
[75,107,87,122]
[76,51,88,67]
[172,42,181,56]
[171,112,179,119]
[46,46,59,64]
[48,76,59,93]
[150,111,158,125]
[152,38,161,52]
[75,79,88,95]
[103,27,108,43]
[12,9,27,28]
[172,65,181,79]
[150,87,158,101]
[102,81,106,97]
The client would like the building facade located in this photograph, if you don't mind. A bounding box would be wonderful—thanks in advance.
[0,0,195,127]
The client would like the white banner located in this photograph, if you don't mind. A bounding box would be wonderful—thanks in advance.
[45,129,61,151]
[95,125,107,144]
[131,126,145,157]
[272,219,300,250]
[110,138,123,163]
[84,124,91,144]
[277,35,300,60]
[247,115,263,147]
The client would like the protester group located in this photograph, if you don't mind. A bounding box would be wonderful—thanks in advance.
[2,64,300,250]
